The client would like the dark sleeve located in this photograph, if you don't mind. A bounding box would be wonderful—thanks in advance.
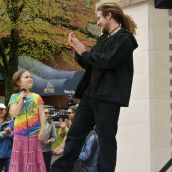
[80,33,134,70]
[75,53,91,70]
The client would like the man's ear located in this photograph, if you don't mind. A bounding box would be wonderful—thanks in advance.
[106,12,112,20]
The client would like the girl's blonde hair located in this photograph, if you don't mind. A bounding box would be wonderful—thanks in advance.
[12,70,28,92]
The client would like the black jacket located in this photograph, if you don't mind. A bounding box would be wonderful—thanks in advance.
[74,29,138,107]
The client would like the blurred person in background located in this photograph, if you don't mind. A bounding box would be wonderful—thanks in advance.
[0,103,14,172]
[41,108,57,172]
[66,95,76,109]
[53,106,77,155]
[73,128,99,172]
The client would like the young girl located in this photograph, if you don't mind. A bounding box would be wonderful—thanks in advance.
[0,103,14,172]
[8,70,46,172]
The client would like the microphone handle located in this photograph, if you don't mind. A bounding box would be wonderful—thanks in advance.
[23,97,26,103]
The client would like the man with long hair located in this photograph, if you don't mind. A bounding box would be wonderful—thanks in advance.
[51,2,138,172]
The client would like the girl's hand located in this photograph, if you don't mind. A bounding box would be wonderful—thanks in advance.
[37,129,45,141]
[44,140,50,145]
[20,90,27,100]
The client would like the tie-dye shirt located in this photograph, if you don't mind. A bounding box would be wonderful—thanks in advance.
[8,93,44,136]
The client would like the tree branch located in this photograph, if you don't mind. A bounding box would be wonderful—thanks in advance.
[6,1,25,23]
[18,3,25,14]
[37,13,98,39]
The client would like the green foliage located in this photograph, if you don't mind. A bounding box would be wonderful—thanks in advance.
[18,39,63,62]
[0,0,97,102]
[0,0,97,62]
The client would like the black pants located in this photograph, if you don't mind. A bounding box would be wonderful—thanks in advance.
[0,158,10,172]
[50,96,120,172]
[72,161,88,172]
[43,151,52,172]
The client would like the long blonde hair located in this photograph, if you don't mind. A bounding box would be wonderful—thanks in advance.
[12,70,28,92]
[97,2,137,34]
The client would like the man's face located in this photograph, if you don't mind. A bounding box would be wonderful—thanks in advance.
[96,10,110,35]
[67,110,75,120]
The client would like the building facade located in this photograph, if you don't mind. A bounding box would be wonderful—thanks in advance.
[96,0,172,172]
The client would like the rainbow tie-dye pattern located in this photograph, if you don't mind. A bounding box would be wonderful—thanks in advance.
[8,93,44,136]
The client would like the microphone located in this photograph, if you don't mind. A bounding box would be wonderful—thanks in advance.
[20,88,27,103]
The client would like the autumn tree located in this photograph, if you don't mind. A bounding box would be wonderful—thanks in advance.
[0,0,97,103]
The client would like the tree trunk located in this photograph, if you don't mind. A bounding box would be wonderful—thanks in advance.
[4,28,19,104]
[9,28,18,74]
[4,72,12,105]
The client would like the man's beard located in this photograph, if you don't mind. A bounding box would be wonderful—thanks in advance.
[101,24,110,35]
